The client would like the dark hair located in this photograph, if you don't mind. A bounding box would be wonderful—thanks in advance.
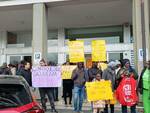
[40,59,46,63]
[8,64,16,67]
[20,60,25,64]
[23,61,30,66]
[147,60,150,66]
[48,61,56,66]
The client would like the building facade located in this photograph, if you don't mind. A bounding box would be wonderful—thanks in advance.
[0,0,149,73]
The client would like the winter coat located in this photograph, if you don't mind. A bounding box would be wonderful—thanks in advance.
[102,67,116,91]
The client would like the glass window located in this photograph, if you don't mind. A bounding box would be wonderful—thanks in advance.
[47,53,58,64]
[0,84,32,107]
[9,56,21,65]
[66,26,123,43]
[108,53,123,61]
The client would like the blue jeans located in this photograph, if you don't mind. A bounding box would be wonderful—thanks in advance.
[73,86,85,112]
[122,105,136,113]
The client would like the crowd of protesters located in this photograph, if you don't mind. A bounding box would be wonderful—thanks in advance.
[0,59,150,113]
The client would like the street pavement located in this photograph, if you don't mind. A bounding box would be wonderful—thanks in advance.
[45,109,120,113]
[44,99,143,113]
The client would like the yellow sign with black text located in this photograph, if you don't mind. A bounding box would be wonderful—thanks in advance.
[68,41,85,63]
[86,81,113,101]
[92,40,107,61]
[61,66,76,79]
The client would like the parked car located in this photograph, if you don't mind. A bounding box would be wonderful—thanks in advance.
[0,75,44,113]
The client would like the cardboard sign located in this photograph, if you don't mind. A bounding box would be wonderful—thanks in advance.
[68,41,85,63]
[92,40,107,61]
[61,66,76,79]
[32,66,62,87]
[86,81,113,101]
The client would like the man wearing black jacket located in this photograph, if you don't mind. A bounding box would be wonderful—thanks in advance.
[20,61,32,86]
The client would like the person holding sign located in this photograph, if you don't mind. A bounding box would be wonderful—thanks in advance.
[38,59,58,113]
[88,61,102,82]
[116,59,138,113]
[62,62,74,106]
[92,73,105,113]
[102,61,116,113]
[71,62,88,113]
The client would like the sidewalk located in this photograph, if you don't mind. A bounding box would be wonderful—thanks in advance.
[42,99,144,113]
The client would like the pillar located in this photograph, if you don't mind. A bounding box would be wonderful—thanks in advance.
[32,3,48,66]
[0,31,7,65]
[58,28,66,65]
[123,24,131,43]
[144,0,150,60]
[132,0,143,74]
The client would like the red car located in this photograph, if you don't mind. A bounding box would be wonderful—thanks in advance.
[0,75,44,113]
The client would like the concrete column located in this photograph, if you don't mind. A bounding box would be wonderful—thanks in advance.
[0,31,7,65]
[123,24,131,43]
[32,3,48,66]
[58,28,66,65]
[144,0,150,60]
[132,0,143,74]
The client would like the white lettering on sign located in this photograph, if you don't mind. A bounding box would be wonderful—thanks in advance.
[123,84,131,96]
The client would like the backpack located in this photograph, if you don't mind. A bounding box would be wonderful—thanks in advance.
[116,76,138,106]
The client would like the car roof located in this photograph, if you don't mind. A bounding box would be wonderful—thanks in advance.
[0,75,28,86]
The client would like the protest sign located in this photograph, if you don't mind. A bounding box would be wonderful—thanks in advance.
[61,66,76,79]
[99,62,108,71]
[32,66,62,87]
[86,81,113,101]
[68,40,85,63]
[92,40,107,61]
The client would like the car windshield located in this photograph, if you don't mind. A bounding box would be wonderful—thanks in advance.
[0,84,32,109]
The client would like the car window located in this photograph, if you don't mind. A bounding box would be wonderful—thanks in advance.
[0,84,32,107]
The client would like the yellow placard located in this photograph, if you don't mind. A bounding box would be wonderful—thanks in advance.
[86,81,113,101]
[61,66,76,79]
[99,63,108,71]
[68,41,85,63]
[92,40,107,61]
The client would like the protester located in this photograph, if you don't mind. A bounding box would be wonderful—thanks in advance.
[138,61,147,94]
[19,61,32,86]
[115,60,121,75]
[88,61,103,82]
[62,62,74,106]
[115,60,122,89]
[71,62,88,113]
[92,73,105,113]
[16,60,25,75]
[102,61,116,113]
[116,59,138,113]
[39,59,58,113]
[8,64,16,75]
[141,60,150,113]
[0,62,12,75]
[48,61,59,102]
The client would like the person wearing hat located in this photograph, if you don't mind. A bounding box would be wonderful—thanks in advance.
[102,61,116,113]
[116,59,138,113]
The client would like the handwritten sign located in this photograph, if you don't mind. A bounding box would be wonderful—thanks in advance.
[86,81,113,101]
[99,63,108,71]
[32,66,62,87]
[92,40,107,61]
[61,66,76,79]
[68,41,85,63]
